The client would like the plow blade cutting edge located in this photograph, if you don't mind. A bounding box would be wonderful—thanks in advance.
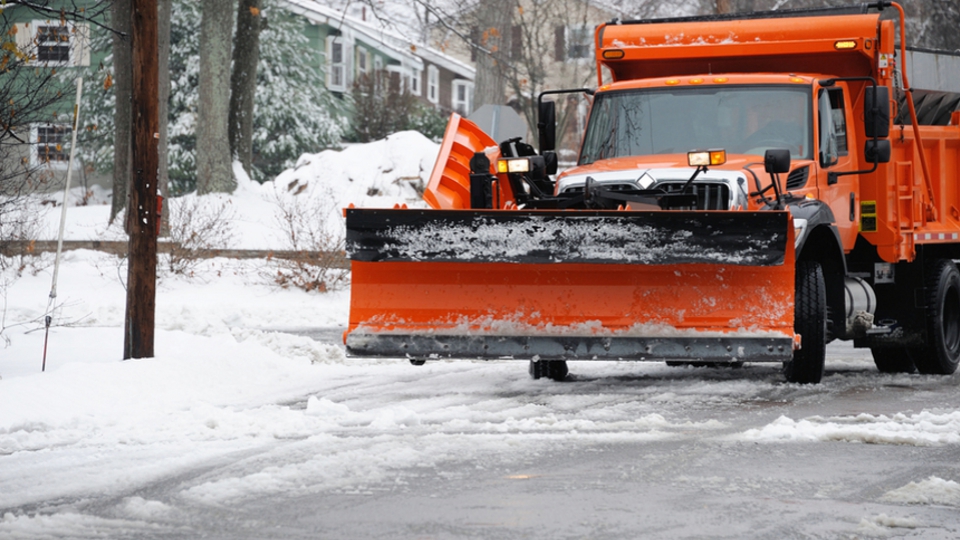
[344,209,798,363]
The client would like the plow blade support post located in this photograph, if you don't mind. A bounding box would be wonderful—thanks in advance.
[345,209,796,362]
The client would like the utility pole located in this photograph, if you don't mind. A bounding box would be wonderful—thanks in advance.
[124,0,159,360]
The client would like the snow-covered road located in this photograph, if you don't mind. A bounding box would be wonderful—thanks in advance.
[4,331,960,538]
[3,135,959,538]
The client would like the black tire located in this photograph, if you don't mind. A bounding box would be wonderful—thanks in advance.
[870,347,916,374]
[910,260,960,375]
[529,360,569,381]
[784,261,826,384]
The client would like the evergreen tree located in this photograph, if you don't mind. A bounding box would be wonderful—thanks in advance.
[252,1,347,180]
[80,0,347,193]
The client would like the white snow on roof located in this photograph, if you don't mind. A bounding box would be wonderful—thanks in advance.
[281,0,474,78]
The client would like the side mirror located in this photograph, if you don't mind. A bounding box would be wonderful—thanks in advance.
[864,85,890,138]
[764,149,791,174]
[865,139,891,164]
[538,100,556,153]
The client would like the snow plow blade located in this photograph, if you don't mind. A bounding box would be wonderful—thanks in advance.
[345,209,797,363]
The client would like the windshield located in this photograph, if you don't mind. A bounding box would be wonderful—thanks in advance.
[579,85,812,165]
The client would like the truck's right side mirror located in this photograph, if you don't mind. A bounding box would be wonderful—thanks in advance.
[538,100,556,153]
[864,86,890,138]
[865,139,892,164]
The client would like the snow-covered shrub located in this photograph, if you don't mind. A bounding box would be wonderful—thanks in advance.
[407,101,448,142]
[0,197,46,275]
[350,71,447,143]
[265,191,348,293]
[163,195,236,277]
[350,71,417,143]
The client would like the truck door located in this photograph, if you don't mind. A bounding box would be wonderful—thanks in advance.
[815,86,858,251]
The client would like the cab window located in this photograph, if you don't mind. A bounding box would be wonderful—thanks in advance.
[818,88,847,167]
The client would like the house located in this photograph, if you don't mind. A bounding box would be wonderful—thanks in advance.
[1,4,93,192]
[428,0,617,156]
[280,0,476,116]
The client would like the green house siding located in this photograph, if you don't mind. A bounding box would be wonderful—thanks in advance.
[2,2,106,190]
[302,22,324,74]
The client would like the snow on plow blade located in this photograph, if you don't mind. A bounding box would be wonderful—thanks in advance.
[344,209,797,363]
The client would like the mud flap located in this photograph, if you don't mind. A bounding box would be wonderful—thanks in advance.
[344,209,797,362]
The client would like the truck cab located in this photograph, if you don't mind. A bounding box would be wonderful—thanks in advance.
[557,75,862,248]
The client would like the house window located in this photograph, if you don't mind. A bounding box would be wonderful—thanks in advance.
[357,47,368,74]
[33,124,71,167]
[16,21,89,66]
[327,36,345,91]
[555,25,592,61]
[374,56,382,72]
[410,68,421,96]
[427,65,439,104]
[452,80,473,116]
[37,25,70,63]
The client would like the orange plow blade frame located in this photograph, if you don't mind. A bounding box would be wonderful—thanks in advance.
[344,114,798,363]
[345,211,797,363]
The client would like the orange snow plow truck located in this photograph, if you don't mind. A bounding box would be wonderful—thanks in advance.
[344,2,960,383]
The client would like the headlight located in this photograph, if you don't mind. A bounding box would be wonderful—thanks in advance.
[497,158,531,174]
[687,149,726,167]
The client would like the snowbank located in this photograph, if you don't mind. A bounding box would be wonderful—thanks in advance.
[28,130,437,250]
[739,411,960,446]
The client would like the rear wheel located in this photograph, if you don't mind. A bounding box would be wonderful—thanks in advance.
[529,360,568,381]
[910,260,960,375]
[870,347,916,374]
[784,260,826,384]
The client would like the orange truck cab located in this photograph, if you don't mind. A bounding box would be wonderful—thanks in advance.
[345,2,960,384]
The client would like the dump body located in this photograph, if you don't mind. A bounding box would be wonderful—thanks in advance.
[345,3,960,382]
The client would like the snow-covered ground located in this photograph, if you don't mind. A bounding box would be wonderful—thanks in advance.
[2,132,960,538]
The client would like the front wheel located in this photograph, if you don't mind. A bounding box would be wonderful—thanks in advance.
[910,260,960,375]
[784,261,826,384]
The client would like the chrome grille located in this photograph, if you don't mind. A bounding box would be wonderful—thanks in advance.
[658,182,730,210]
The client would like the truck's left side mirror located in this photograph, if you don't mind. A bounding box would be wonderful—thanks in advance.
[764,149,791,174]
[538,100,556,153]
[864,86,890,138]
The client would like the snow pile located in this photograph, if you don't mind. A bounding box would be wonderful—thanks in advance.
[881,476,960,506]
[32,130,437,249]
[739,411,960,446]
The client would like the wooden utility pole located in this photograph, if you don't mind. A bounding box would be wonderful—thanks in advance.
[124,0,159,360]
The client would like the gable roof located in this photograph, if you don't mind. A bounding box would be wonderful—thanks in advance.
[280,0,474,79]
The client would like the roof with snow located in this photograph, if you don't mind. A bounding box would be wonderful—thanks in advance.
[280,0,474,79]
